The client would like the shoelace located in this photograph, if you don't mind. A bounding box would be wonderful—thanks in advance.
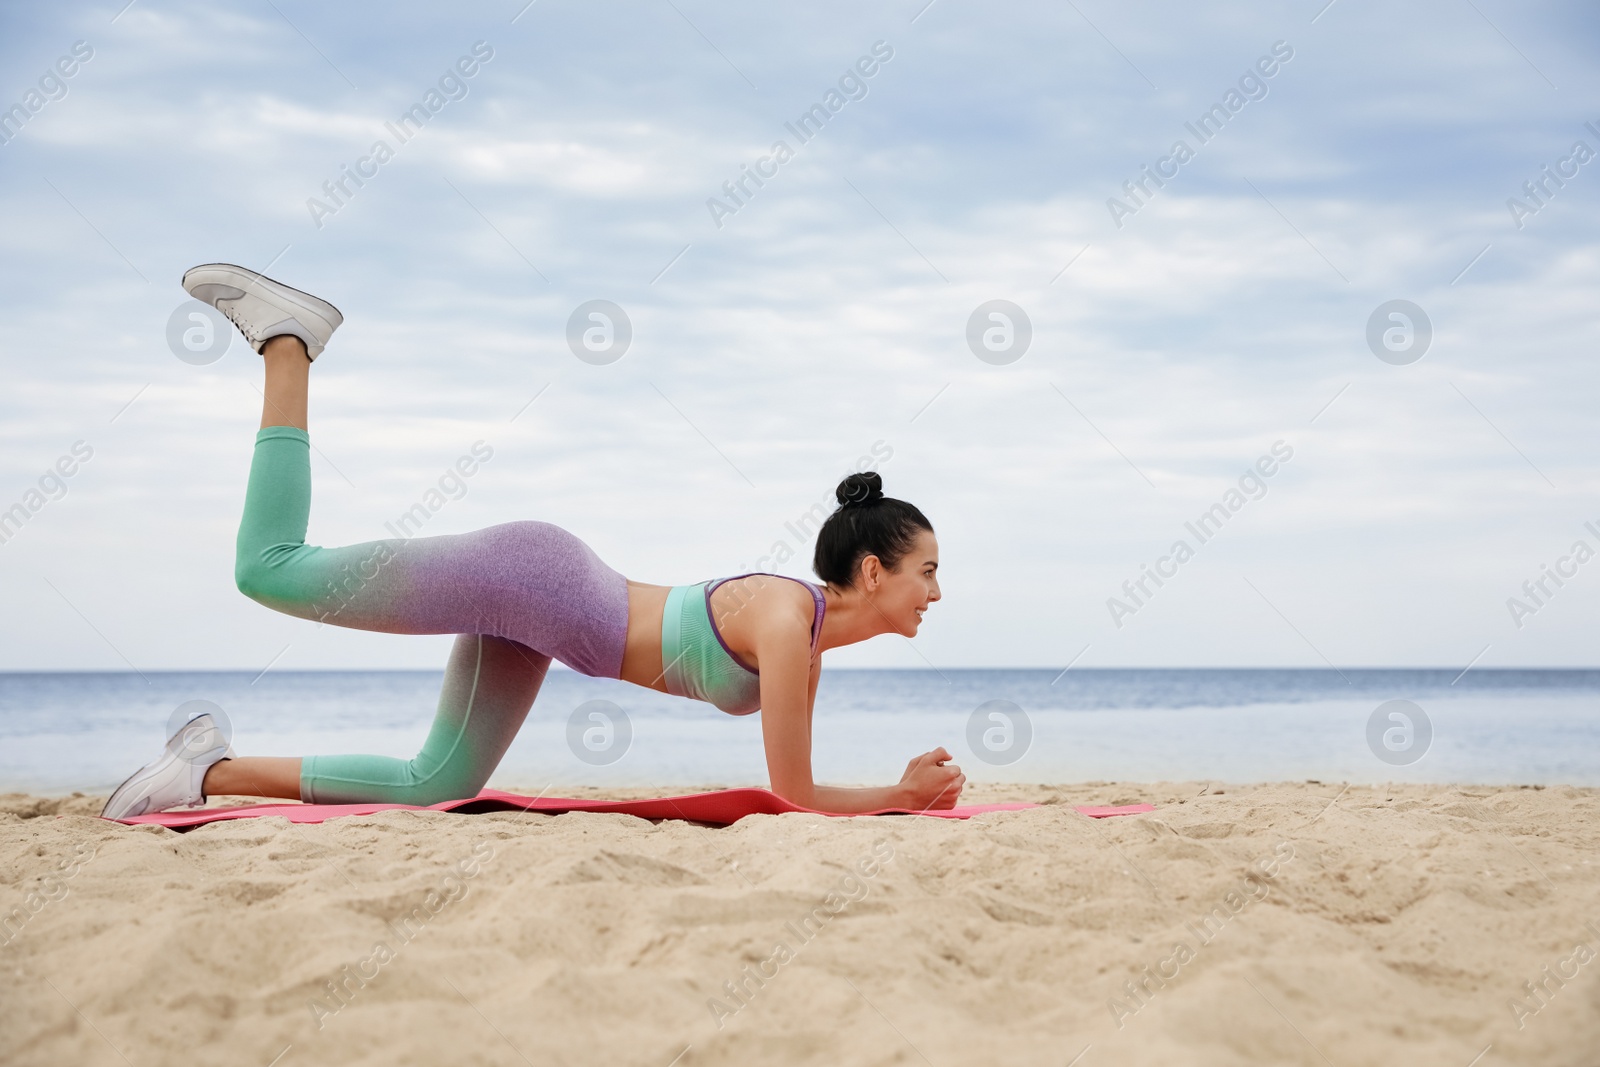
[219,302,257,342]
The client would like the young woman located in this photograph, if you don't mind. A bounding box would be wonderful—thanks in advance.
[101,264,964,819]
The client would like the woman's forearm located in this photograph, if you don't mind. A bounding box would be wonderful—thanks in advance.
[802,783,914,814]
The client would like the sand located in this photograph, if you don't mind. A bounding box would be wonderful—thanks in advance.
[3,781,1598,1066]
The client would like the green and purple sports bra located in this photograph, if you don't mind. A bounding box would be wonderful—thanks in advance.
[660,572,826,715]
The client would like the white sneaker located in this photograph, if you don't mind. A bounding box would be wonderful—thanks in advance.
[100,712,235,820]
[181,263,344,361]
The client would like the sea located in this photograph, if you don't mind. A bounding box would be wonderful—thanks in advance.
[3,668,1597,796]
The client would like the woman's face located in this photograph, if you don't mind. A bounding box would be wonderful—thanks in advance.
[868,528,940,635]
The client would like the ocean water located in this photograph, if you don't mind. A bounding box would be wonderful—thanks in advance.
[2,668,1597,796]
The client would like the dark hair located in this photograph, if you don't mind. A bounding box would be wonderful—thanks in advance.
[812,472,934,588]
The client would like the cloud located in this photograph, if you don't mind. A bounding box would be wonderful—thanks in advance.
[2,0,1598,670]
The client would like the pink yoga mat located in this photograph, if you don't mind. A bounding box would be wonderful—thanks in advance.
[108,787,1155,829]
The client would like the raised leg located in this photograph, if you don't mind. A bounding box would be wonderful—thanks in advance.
[233,319,629,673]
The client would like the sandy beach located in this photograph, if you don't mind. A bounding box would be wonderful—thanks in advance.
[3,781,1597,1066]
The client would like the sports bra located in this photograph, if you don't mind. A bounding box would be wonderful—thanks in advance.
[659,572,826,715]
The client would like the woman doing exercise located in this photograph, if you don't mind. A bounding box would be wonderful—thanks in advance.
[101,265,963,819]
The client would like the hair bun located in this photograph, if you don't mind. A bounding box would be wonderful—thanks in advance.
[836,471,884,509]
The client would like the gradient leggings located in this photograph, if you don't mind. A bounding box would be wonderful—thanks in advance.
[236,426,631,804]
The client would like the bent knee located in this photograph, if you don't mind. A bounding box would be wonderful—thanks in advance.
[235,544,328,610]
[234,558,262,601]
[234,554,281,605]
[401,773,486,806]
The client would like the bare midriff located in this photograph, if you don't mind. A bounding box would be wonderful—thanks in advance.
[619,579,671,693]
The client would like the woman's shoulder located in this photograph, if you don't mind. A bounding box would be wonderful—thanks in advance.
[710,571,819,594]
[709,573,820,624]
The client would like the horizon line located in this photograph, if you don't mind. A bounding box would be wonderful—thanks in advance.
[4,665,1600,675]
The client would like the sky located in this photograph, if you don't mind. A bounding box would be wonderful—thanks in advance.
[2,0,1599,673]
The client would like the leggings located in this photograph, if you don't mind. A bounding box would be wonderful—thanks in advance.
[236,426,631,804]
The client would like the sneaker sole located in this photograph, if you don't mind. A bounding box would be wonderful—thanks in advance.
[181,263,344,350]
[100,756,178,820]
